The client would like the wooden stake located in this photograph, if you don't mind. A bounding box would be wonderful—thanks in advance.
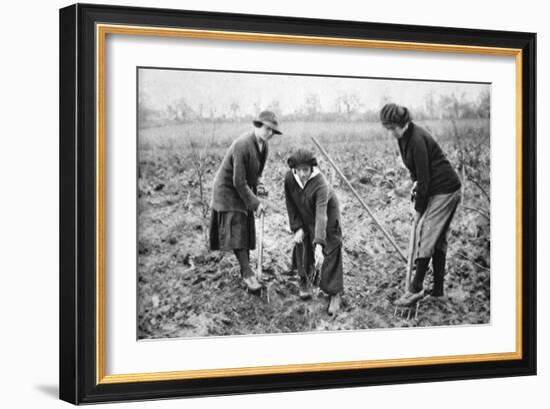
[311,136,407,262]
[256,212,265,280]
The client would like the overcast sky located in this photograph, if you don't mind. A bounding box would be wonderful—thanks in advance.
[139,68,489,116]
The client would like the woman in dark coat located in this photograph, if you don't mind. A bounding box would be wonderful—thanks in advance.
[284,149,344,315]
[210,111,282,292]
[379,103,462,306]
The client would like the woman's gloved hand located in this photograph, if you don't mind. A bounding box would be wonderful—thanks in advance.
[314,244,324,270]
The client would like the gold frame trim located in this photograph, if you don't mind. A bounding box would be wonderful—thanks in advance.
[95,23,523,385]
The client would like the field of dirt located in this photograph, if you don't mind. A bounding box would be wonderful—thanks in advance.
[137,119,490,339]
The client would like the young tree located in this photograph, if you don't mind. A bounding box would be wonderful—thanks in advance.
[266,98,282,118]
[303,93,321,120]
[341,92,362,116]
[229,101,241,120]
[476,89,491,118]
[188,124,217,247]
[252,100,262,116]
[167,97,195,123]
[424,90,437,119]
[138,91,155,128]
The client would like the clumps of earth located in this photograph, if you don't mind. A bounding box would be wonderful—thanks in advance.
[138,127,490,339]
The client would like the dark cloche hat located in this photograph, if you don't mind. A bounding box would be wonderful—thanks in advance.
[287,149,318,169]
[253,110,282,135]
[379,103,411,127]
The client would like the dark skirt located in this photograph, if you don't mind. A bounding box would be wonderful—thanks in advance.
[291,233,344,296]
[209,210,256,251]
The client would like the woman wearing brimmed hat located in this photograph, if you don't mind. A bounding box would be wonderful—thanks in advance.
[379,103,462,307]
[284,149,344,315]
[210,110,282,292]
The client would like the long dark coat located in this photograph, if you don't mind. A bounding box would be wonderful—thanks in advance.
[284,170,343,295]
[209,132,267,251]
[211,132,268,214]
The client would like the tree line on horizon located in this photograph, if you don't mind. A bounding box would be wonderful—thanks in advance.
[138,89,490,128]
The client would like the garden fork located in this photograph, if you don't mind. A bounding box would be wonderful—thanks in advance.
[393,216,424,320]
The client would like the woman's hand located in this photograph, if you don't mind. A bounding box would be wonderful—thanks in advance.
[410,181,418,198]
[257,179,268,197]
[256,199,278,217]
[255,202,265,217]
[409,181,418,220]
[409,201,417,220]
[293,228,304,244]
[314,244,325,270]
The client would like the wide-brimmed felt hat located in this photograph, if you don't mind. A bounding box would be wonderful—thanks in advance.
[253,110,282,135]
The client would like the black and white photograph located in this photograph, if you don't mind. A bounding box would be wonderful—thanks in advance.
[137,68,491,340]
[2,0,544,406]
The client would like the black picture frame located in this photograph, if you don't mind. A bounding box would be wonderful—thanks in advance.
[59,3,536,405]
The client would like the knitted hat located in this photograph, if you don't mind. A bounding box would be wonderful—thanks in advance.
[379,103,411,127]
[253,110,282,135]
[287,149,318,169]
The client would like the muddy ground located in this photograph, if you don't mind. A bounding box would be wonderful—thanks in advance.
[137,120,490,339]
